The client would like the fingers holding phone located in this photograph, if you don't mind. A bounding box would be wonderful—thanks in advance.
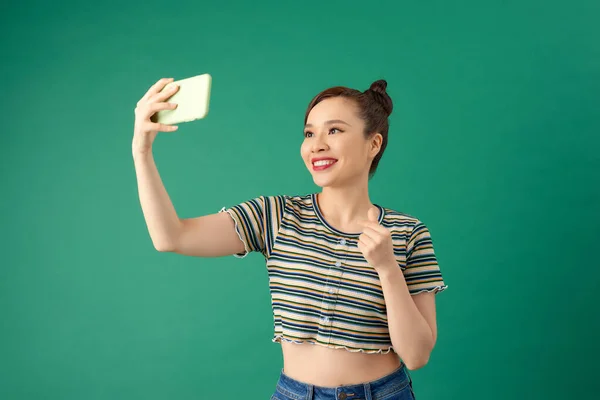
[132,74,212,157]
[132,77,180,156]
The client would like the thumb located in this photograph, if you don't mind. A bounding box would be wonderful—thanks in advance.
[367,207,379,223]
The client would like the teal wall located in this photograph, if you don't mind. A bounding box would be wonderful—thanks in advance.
[1,0,598,398]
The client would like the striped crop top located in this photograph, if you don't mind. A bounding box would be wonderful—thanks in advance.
[219,193,447,354]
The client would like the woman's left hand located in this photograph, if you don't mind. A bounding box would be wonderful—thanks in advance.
[358,207,398,274]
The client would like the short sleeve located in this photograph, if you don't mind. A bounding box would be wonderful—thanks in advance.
[219,195,285,259]
[404,220,448,295]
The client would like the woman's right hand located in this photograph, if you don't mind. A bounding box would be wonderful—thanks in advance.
[132,77,180,156]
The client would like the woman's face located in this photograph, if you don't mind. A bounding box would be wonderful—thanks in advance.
[301,96,381,188]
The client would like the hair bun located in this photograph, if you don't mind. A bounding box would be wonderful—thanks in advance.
[368,79,393,116]
[369,80,388,95]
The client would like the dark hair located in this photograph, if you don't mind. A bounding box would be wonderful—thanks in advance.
[304,80,393,179]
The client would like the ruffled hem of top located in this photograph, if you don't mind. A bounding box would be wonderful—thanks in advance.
[411,284,448,295]
[272,334,395,355]
[219,207,249,258]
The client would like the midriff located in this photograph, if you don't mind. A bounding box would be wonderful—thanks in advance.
[280,340,403,387]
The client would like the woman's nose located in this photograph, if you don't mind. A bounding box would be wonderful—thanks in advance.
[311,135,328,152]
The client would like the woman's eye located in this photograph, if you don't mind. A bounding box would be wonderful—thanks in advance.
[304,128,341,137]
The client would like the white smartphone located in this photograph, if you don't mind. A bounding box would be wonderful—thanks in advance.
[151,73,212,125]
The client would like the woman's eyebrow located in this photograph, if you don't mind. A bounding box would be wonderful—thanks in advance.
[305,119,351,128]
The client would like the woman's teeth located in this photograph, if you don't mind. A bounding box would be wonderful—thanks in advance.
[314,160,336,166]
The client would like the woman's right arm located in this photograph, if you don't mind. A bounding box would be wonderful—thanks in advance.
[132,77,245,257]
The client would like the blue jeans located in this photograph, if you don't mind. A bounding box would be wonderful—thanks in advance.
[270,364,416,400]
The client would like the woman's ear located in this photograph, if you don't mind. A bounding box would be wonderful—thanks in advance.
[370,132,383,158]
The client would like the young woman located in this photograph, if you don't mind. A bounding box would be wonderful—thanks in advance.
[132,77,447,400]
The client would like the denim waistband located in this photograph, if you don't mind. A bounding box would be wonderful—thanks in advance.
[274,363,412,400]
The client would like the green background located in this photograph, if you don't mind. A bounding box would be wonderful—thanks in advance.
[1,0,598,398]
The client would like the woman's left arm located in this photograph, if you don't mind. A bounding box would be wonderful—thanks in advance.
[358,209,439,370]
[378,266,437,370]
